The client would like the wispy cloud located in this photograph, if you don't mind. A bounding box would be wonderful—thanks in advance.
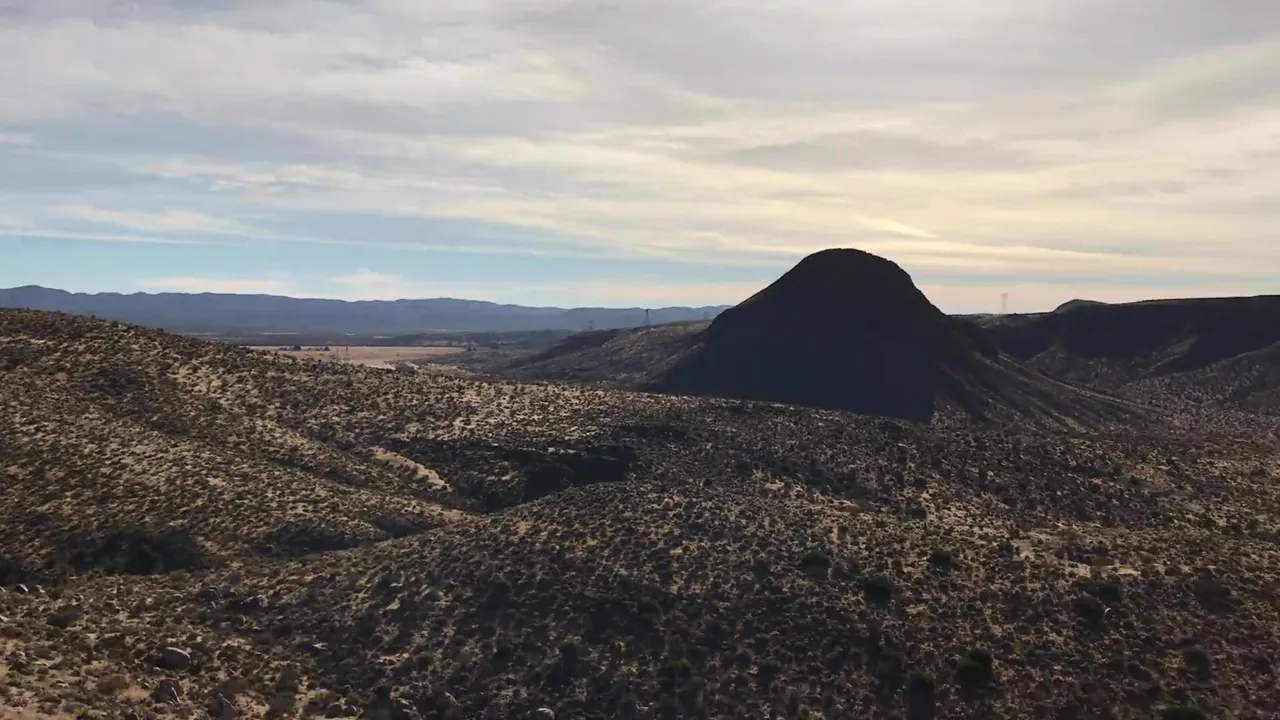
[126,268,751,307]
[327,269,436,301]
[0,228,233,246]
[0,213,32,229]
[323,269,750,306]
[0,131,38,148]
[54,205,254,235]
[858,218,937,240]
[137,276,299,295]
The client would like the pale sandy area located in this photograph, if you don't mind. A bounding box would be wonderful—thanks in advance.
[251,345,465,368]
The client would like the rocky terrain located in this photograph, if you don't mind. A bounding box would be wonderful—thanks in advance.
[2,296,1279,719]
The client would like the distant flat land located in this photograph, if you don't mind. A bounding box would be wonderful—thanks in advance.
[250,344,466,368]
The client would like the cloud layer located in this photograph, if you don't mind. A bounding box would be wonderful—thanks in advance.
[2,0,1278,308]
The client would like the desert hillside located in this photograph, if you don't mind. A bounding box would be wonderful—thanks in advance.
[973,296,1280,430]
[478,321,712,386]
[1,308,1278,719]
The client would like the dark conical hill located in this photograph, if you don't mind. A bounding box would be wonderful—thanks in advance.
[645,248,1141,426]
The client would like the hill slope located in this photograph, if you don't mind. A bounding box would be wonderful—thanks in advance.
[1,310,1278,719]
[0,285,728,334]
[479,321,712,385]
[977,296,1280,419]
[485,249,1146,427]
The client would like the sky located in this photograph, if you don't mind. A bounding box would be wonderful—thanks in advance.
[1,0,1277,313]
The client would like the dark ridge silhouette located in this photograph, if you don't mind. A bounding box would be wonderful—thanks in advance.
[982,295,1280,380]
[639,249,1141,425]
[1053,298,1107,313]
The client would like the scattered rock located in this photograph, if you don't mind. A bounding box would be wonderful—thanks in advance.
[153,678,182,705]
[208,692,238,719]
[535,709,555,719]
[393,697,419,720]
[7,650,30,673]
[46,606,81,629]
[156,646,192,671]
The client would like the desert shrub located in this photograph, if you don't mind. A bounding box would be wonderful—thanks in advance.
[636,597,662,617]
[1192,572,1235,612]
[907,669,935,688]
[906,670,936,720]
[862,575,895,605]
[1076,577,1123,605]
[663,658,694,687]
[1072,594,1107,629]
[955,647,995,687]
[69,531,209,576]
[557,637,582,678]
[799,548,831,574]
[752,556,772,576]
[96,674,131,694]
[558,637,581,662]
[754,658,783,690]
[927,547,954,569]
[1182,647,1212,679]
[484,578,513,607]
[492,639,515,664]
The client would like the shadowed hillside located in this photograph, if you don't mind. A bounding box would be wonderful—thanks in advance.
[1,309,1278,718]
[977,296,1280,420]
[483,249,1146,427]
[481,321,711,385]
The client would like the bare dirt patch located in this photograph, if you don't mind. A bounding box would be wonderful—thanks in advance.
[251,345,465,369]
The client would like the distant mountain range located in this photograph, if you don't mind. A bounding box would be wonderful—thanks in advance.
[0,286,730,335]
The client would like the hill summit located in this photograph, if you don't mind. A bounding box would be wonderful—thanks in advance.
[715,248,949,336]
[646,248,1138,425]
